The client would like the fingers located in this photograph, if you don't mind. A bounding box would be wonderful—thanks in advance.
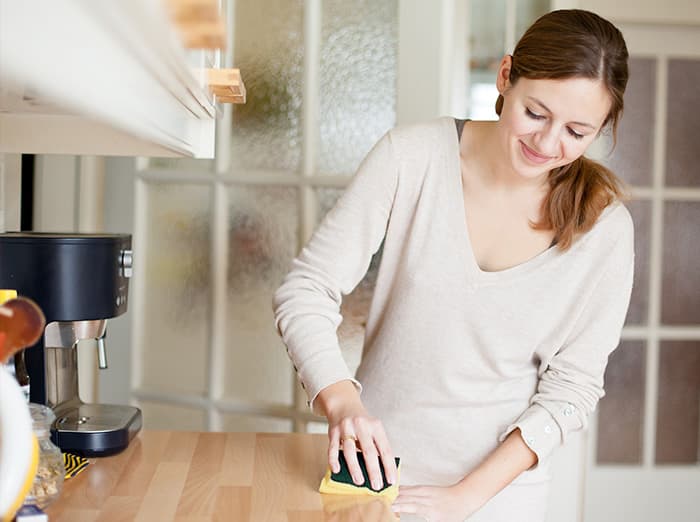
[328,415,395,491]
[373,424,397,485]
[341,436,365,485]
[392,495,430,517]
[327,426,341,473]
[392,488,434,518]
[356,428,383,491]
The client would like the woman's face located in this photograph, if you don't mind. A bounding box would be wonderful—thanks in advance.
[496,56,612,181]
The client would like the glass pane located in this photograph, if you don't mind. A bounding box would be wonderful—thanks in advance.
[222,414,292,433]
[140,401,206,431]
[656,341,700,464]
[224,185,298,406]
[231,0,303,171]
[140,183,211,395]
[666,59,700,186]
[317,188,383,375]
[470,0,505,71]
[468,0,505,120]
[596,341,645,464]
[319,0,397,175]
[602,58,656,187]
[626,200,651,325]
[662,202,700,324]
[469,0,548,121]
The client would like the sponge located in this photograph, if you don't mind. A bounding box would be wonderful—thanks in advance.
[319,451,400,501]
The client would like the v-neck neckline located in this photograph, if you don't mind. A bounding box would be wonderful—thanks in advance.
[448,117,560,283]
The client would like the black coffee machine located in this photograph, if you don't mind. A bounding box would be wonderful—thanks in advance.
[0,233,142,456]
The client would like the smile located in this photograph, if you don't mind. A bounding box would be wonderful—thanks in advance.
[519,141,554,165]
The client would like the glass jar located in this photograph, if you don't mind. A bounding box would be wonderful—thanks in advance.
[25,403,65,509]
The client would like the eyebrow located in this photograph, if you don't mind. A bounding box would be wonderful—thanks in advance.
[527,97,597,129]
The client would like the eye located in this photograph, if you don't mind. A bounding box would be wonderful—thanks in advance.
[567,127,585,140]
[525,108,545,120]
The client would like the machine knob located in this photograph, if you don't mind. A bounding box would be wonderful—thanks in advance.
[120,249,133,278]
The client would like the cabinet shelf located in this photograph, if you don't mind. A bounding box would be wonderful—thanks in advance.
[0,0,223,158]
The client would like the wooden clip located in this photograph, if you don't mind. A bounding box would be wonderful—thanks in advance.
[164,0,227,49]
[206,68,246,103]
[165,0,219,23]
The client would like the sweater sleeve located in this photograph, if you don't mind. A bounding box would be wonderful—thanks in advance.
[499,213,635,468]
[272,131,399,414]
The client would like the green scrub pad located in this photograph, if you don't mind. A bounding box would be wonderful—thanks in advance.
[319,451,401,500]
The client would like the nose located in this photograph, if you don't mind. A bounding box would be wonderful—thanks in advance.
[532,125,560,157]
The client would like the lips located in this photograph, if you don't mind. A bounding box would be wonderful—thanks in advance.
[519,141,553,165]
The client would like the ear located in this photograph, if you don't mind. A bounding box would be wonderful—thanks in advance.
[496,55,513,94]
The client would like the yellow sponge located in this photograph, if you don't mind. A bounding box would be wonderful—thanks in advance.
[319,451,400,501]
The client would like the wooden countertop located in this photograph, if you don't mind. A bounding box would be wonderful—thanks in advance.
[45,431,398,521]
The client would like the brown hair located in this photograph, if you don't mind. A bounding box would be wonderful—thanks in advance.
[495,9,630,251]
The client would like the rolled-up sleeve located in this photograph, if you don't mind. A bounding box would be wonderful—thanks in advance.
[500,216,635,468]
[272,131,399,414]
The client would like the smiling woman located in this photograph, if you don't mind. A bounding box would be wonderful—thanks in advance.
[487,9,630,251]
[274,8,635,522]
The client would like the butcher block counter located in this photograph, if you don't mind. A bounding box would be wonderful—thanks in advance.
[44,431,398,521]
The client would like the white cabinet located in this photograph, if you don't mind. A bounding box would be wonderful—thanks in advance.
[0,0,221,158]
[575,0,700,26]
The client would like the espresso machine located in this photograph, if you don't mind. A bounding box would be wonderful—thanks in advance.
[0,232,142,456]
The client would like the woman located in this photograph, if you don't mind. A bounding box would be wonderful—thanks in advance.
[273,9,634,522]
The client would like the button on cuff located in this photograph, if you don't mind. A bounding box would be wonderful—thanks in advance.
[499,404,563,470]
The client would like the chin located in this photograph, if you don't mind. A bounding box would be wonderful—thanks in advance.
[511,147,554,180]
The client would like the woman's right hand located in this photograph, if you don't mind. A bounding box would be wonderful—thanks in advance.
[316,380,398,492]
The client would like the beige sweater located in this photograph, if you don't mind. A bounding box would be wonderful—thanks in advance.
[273,117,634,488]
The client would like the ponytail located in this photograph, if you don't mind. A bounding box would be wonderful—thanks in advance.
[532,157,630,251]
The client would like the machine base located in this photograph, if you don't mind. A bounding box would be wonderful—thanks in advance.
[51,403,142,457]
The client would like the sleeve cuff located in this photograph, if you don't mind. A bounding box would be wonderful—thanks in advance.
[499,404,562,469]
[308,377,363,416]
[296,351,363,415]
